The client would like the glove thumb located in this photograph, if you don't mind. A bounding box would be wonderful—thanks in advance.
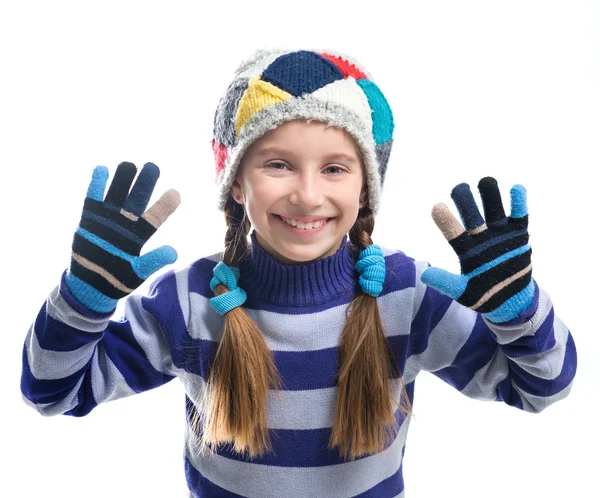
[420,266,467,300]
[134,246,178,280]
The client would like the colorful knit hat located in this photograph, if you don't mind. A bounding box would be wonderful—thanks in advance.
[211,48,395,214]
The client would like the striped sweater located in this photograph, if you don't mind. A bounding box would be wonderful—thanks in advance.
[21,236,577,497]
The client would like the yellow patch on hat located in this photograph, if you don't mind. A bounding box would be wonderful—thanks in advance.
[235,76,293,135]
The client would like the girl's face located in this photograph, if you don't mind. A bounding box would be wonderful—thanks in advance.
[232,119,366,264]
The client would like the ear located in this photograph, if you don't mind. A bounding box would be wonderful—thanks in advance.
[359,189,368,209]
[230,181,244,205]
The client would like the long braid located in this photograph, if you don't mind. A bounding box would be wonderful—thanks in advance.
[222,197,251,266]
[197,196,282,458]
[330,206,413,461]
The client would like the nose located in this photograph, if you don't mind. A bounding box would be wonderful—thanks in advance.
[288,172,325,208]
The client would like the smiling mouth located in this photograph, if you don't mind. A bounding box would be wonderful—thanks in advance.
[273,214,334,231]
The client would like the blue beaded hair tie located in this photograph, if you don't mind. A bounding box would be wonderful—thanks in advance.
[209,261,248,315]
[356,244,386,297]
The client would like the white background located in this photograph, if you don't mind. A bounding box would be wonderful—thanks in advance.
[1,1,598,497]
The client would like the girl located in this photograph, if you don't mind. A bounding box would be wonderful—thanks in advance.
[21,48,577,497]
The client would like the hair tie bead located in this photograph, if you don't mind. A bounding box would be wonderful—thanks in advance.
[356,244,386,297]
[209,261,247,315]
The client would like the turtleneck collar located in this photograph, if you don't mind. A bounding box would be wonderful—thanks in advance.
[239,231,358,307]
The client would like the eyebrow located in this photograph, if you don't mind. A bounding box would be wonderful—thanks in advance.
[254,147,360,164]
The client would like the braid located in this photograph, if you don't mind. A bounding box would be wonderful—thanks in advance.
[194,196,281,458]
[349,206,375,250]
[330,206,413,461]
[222,196,251,267]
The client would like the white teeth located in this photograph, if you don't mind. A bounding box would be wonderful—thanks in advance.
[282,217,326,230]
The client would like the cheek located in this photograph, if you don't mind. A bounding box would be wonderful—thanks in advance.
[338,183,363,210]
[246,183,277,208]
[242,183,279,226]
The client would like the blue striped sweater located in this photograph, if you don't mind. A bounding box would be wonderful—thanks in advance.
[21,236,577,497]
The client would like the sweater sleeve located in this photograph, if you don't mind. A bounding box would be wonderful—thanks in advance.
[405,260,577,413]
[20,270,181,417]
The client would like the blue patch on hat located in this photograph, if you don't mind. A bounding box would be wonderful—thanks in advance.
[261,50,344,97]
[357,79,394,144]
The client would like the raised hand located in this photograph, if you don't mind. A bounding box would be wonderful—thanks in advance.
[420,177,534,323]
[65,161,181,313]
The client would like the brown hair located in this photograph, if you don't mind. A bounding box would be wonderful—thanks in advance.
[193,196,282,458]
[329,206,413,460]
[192,199,413,461]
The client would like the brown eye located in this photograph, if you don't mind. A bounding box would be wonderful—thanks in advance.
[265,162,287,170]
[324,166,344,175]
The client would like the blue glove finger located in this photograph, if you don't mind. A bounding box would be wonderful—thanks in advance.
[123,162,161,216]
[420,267,467,300]
[104,161,137,208]
[450,183,486,231]
[510,184,528,219]
[133,245,178,279]
[86,166,109,201]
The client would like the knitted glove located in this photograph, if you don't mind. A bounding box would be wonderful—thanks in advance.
[420,177,534,323]
[65,161,181,313]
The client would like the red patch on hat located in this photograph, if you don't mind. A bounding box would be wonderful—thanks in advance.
[319,53,368,80]
[212,140,228,178]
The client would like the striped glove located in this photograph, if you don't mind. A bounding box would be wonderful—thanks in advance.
[65,161,181,313]
[420,177,534,323]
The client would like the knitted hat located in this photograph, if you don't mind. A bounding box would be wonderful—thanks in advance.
[211,48,395,214]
